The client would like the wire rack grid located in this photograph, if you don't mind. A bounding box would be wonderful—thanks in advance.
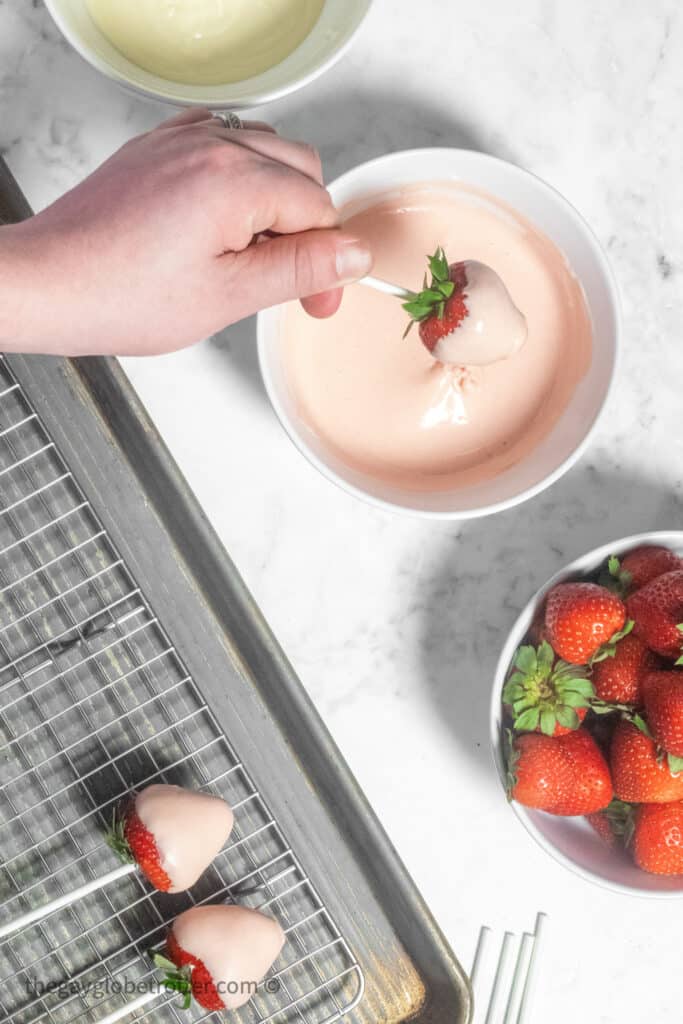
[0,355,364,1024]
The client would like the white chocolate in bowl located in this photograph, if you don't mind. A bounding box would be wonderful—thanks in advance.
[135,784,233,893]
[172,905,285,1010]
[85,0,325,86]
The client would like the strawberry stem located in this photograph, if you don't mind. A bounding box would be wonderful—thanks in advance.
[152,952,193,1010]
[402,247,457,334]
[104,808,135,864]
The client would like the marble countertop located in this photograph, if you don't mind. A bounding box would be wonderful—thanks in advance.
[2,2,682,1021]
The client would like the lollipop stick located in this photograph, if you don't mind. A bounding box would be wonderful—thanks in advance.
[92,985,161,1024]
[0,862,136,940]
[516,912,547,1024]
[359,275,413,300]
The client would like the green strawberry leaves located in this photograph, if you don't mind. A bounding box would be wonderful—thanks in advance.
[503,641,593,736]
[104,808,134,864]
[676,623,683,666]
[605,798,636,847]
[667,754,683,776]
[152,952,194,1010]
[429,248,450,283]
[588,619,635,665]
[630,713,652,737]
[602,555,633,598]
[504,728,520,799]
[401,246,456,336]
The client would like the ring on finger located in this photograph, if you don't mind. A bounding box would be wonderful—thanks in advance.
[213,111,243,130]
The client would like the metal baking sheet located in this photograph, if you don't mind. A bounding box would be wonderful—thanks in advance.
[0,158,472,1024]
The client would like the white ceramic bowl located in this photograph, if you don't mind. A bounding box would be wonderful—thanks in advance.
[258,149,620,519]
[491,531,683,898]
[43,0,373,108]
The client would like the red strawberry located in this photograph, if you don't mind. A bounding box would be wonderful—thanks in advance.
[627,570,683,660]
[610,546,683,594]
[586,810,617,846]
[592,633,658,705]
[611,720,683,802]
[164,928,224,1011]
[402,248,469,350]
[503,641,592,736]
[508,728,612,815]
[586,798,634,848]
[633,802,683,875]
[106,807,172,892]
[642,670,683,758]
[544,582,629,664]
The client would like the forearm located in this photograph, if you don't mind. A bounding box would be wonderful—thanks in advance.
[0,221,47,354]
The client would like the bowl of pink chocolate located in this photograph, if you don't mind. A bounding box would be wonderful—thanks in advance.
[257,149,620,518]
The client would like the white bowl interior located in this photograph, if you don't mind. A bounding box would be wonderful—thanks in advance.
[44,0,372,107]
[491,530,683,897]
[258,149,619,519]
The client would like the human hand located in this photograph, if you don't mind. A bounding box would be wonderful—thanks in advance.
[0,109,373,356]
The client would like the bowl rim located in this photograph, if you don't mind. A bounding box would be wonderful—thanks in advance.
[42,0,374,109]
[257,147,622,520]
[490,529,683,899]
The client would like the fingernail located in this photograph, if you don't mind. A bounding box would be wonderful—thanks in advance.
[335,238,373,283]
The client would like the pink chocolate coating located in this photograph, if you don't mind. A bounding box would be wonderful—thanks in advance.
[282,182,593,491]
[135,784,233,893]
[172,905,285,1010]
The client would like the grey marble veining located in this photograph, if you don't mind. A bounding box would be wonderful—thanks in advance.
[1,2,683,1021]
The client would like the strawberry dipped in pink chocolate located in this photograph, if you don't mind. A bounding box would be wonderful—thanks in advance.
[403,248,528,366]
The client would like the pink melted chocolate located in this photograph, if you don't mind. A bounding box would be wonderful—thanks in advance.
[282,182,593,491]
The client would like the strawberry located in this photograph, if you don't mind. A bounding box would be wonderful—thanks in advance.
[609,546,682,595]
[586,798,634,848]
[402,248,468,349]
[161,929,224,1011]
[156,905,285,1012]
[508,728,612,815]
[502,641,592,736]
[627,569,683,661]
[106,807,172,892]
[642,670,683,759]
[611,720,683,802]
[633,802,683,875]
[592,633,658,705]
[586,810,617,846]
[105,785,233,894]
[544,582,630,664]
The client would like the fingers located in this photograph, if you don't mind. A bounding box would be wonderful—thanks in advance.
[204,124,323,183]
[217,230,373,321]
[237,120,277,134]
[246,162,339,236]
[300,289,344,318]
[157,107,213,129]
[157,109,277,134]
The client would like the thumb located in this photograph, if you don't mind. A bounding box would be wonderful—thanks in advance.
[225,229,373,319]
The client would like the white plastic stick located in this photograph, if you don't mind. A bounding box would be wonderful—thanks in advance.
[485,931,515,1024]
[359,275,413,300]
[92,985,161,1024]
[470,924,492,992]
[503,932,534,1024]
[516,912,547,1024]
[0,862,136,940]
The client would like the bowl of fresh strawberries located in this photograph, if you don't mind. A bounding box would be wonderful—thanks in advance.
[492,531,683,896]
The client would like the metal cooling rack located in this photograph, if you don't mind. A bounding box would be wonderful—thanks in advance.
[0,354,364,1024]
